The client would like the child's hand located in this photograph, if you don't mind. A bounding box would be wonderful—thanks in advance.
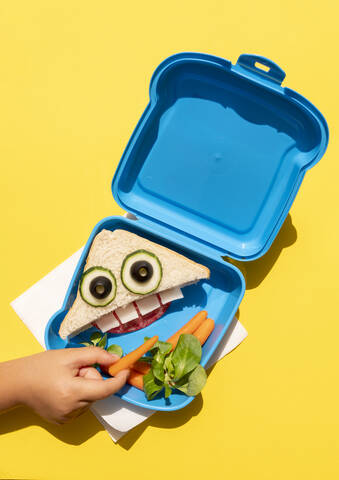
[0,347,129,424]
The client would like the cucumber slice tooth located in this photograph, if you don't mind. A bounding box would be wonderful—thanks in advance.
[121,250,162,295]
[80,266,117,307]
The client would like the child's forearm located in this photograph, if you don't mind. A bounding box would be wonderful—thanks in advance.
[0,358,26,413]
[0,349,128,424]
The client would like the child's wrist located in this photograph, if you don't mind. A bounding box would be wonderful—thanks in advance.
[0,358,30,410]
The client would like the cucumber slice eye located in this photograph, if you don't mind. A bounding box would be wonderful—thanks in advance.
[80,267,117,307]
[121,250,162,295]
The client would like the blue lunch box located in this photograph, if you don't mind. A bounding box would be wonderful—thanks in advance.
[45,52,329,411]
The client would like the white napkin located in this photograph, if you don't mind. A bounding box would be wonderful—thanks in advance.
[11,248,247,442]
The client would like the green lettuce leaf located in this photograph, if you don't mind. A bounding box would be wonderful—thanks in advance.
[152,353,166,383]
[164,382,172,398]
[97,333,107,349]
[144,337,172,356]
[107,344,123,357]
[171,334,202,381]
[90,332,102,345]
[174,364,207,396]
[143,370,164,401]
[164,354,175,378]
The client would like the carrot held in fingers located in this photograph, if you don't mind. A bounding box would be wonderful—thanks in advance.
[108,335,158,377]
[193,318,215,345]
[167,310,207,350]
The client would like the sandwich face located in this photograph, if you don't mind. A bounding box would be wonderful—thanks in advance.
[58,229,210,339]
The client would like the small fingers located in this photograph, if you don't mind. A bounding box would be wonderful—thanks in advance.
[78,367,102,380]
[77,369,130,401]
[67,347,120,368]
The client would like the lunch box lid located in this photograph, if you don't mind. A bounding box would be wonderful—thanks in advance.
[112,53,328,260]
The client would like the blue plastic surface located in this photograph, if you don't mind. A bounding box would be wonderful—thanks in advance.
[45,52,328,411]
[45,217,245,411]
[112,53,328,260]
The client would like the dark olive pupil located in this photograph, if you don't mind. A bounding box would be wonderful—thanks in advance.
[131,261,153,283]
[89,276,112,299]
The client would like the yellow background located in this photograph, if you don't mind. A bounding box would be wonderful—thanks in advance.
[0,1,338,478]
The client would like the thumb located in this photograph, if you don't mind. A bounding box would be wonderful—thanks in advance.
[77,369,130,401]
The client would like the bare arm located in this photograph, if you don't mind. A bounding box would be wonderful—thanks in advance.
[0,358,25,412]
[0,348,129,424]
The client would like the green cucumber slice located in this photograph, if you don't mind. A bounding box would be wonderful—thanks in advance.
[80,266,117,307]
[121,250,162,295]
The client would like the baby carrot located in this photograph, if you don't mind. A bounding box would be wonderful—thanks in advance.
[167,310,207,350]
[108,335,158,377]
[193,318,215,345]
[128,370,145,390]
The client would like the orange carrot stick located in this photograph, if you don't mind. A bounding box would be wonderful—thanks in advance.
[128,372,144,390]
[193,318,215,345]
[108,335,158,377]
[167,310,207,350]
[128,370,145,390]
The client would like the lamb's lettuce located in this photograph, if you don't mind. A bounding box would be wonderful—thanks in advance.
[171,334,201,381]
[81,332,123,358]
[97,333,107,349]
[107,344,123,358]
[142,334,207,401]
[174,364,207,396]
[143,370,165,400]
[89,332,102,345]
